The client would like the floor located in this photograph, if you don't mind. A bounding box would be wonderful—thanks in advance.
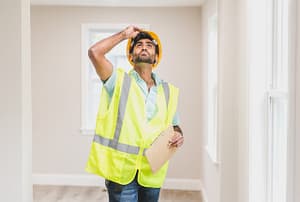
[33,185,203,202]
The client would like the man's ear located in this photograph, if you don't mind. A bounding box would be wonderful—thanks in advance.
[129,54,133,62]
[155,55,159,64]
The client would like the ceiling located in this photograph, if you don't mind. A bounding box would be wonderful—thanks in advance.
[30,0,206,7]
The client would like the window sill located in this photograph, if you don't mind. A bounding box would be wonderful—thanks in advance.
[80,128,95,136]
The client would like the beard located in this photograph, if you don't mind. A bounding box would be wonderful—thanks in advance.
[132,52,156,65]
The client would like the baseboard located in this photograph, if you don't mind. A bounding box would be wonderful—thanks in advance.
[163,178,202,191]
[32,173,202,191]
[33,173,105,187]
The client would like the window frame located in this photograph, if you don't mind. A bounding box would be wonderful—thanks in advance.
[247,0,296,201]
[206,13,219,164]
[80,23,149,135]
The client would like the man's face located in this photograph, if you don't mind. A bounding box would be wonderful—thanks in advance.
[131,39,157,65]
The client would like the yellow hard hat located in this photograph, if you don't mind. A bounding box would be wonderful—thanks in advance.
[126,30,162,68]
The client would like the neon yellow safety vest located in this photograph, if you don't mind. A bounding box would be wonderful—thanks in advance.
[85,68,179,188]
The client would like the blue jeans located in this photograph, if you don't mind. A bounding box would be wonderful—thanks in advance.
[105,174,160,202]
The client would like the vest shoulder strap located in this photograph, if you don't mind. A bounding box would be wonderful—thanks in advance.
[161,81,170,107]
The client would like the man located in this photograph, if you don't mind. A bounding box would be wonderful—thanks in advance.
[85,25,184,202]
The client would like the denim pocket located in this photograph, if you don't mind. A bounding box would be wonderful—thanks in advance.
[105,179,124,193]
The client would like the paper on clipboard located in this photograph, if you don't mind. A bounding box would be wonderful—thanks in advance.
[145,126,178,173]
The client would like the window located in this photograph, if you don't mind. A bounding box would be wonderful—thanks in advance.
[266,0,289,201]
[206,14,219,163]
[81,24,149,135]
[248,0,293,202]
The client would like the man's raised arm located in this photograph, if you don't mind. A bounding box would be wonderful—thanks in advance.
[88,26,141,81]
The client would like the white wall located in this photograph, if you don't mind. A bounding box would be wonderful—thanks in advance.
[295,0,300,201]
[218,0,240,201]
[200,0,249,201]
[0,0,32,201]
[236,0,249,201]
[31,6,202,186]
[199,1,220,201]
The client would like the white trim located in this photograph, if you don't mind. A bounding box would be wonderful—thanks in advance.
[80,23,90,135]
[32,173,202,191]
[267,90,288,98]
[206,12,219,166]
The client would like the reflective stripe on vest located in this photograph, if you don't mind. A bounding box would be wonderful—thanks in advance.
[93,73,170,155]
[162,81,169,108]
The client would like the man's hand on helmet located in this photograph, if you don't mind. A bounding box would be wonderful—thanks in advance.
[123,25,141,39]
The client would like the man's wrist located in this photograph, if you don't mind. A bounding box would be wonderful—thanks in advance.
[120,30,127,40]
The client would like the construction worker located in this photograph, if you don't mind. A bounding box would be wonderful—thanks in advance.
[86,25,184,202]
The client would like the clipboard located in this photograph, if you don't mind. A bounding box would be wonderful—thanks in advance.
[145,126,178,173]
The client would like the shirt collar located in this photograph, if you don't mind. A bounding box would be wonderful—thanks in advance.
[129,69,162,86]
